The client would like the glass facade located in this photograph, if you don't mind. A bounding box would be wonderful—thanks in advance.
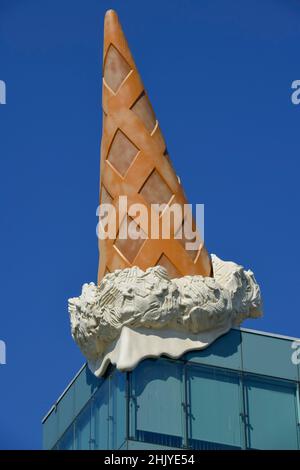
[43,329,300,450]
[49,369,126,450]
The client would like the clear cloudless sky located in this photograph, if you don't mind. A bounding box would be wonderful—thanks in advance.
[0,0,299,449]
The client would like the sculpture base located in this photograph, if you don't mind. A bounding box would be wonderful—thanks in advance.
[88,325,231,376]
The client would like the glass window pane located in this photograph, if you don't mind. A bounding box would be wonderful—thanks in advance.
[57,385,75,438]
[187,365,242,449]
[110,371,126,449]
[130,359,184,448]
[43,408,58,450]
[58,424,74,450]
[245,376,299,449]
[74,366,103,416]
[92,379,109,449]
[75,402,91,449]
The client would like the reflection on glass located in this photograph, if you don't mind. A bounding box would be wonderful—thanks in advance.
[245,376,299,450]
[75,402,91,449]
[92,379,109,449]
[110,371,126,449]
[130,358,184,447]
[52,359,300,451]
[187,365,242,449]
[58,424,74,450]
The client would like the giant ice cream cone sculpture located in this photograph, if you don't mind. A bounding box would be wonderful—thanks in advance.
[98,10,212,282]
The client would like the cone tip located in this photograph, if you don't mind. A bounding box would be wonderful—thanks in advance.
[104,9,119,23]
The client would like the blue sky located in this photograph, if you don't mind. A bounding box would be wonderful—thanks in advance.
[0,0,299,449]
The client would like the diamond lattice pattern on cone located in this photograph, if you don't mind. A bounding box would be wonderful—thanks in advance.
[98,10,212,282]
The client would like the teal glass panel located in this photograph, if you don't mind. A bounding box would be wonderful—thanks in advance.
[130,359,184,447]
[57,385,75,437]
[58,424,74,450]
[74,365,102,417]
[241,331,298,380]
[245,375,299,449]
[187,365,242,449]
[42,407,58,450]
[185,329,242,371]
[110,371,126,449]
[75,402,91,449]
[91,379,109,449]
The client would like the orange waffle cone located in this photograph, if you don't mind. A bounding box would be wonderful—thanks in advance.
[98,10,212,282]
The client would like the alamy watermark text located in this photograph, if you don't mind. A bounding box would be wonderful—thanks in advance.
[0,80,6,104]
[0,340,6,365]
